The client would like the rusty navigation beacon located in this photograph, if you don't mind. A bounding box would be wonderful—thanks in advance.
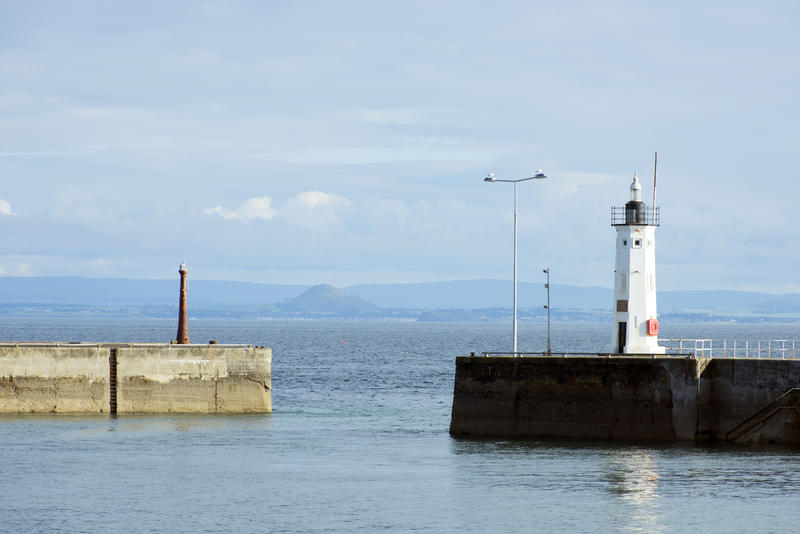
[176,261,190,344]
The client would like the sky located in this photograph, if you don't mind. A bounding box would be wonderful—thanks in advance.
[1,1,799,292]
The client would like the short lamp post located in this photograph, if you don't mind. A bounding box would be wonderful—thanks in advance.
[484,169,548,355]
[543,267,551,354]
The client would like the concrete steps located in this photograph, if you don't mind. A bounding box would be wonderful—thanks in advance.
[725,387,800,443]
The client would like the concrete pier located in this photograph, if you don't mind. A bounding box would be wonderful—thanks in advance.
[450,355,800,445]
[0,343,271,414]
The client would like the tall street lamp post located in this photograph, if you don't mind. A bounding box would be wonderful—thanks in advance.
[484,169,548,354]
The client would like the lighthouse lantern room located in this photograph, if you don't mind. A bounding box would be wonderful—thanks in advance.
[611,174,665,354]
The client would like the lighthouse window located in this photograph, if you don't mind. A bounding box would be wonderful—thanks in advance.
[633,239,642,248]
[622,239,627,246]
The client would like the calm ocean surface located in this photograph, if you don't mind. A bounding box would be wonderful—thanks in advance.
[2,319,800,533]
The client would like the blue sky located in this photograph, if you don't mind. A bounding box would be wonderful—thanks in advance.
[1,1,798,291]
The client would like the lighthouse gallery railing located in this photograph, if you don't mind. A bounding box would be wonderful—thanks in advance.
[611,206,660,226]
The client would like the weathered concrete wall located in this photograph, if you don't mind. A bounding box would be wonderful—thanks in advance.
[0,344,109,413]
[701,359,800,444]
[0,343,271,414]
[450,355,800,445]
[450,356,699,441]
[117,345,271,413]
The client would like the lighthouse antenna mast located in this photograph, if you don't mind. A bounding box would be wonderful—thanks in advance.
[652,151,658,211]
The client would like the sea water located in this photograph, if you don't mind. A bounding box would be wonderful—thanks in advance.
[1,319,799,533]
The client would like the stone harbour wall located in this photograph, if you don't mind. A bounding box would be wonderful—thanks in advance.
[450,355,800,446]
[0,344,110,413]
[0,343,271,414]
[117,345,271,413]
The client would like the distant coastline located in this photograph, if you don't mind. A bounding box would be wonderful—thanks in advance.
[1,276,800,322]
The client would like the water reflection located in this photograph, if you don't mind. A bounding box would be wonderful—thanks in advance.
[605,450,663,533]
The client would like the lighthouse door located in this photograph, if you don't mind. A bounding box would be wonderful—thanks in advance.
[617,322,627,353]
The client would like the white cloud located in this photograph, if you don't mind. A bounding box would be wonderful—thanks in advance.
[290,191,349,210]
[0,262,32,276]
[238,196,277,219]
[203,196,276,221]
[0,199,13,216]
[204,191,349,233]
[202,206,239,220]
[282,191,350,231]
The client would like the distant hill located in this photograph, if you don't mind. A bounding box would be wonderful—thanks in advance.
[277,284,381,315]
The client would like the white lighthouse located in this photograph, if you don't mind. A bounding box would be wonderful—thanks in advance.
[611,174,665,354]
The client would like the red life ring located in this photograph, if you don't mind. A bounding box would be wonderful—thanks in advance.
[647,318,659,336]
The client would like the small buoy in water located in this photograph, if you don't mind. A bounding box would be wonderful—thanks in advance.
[340,340,345,343]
